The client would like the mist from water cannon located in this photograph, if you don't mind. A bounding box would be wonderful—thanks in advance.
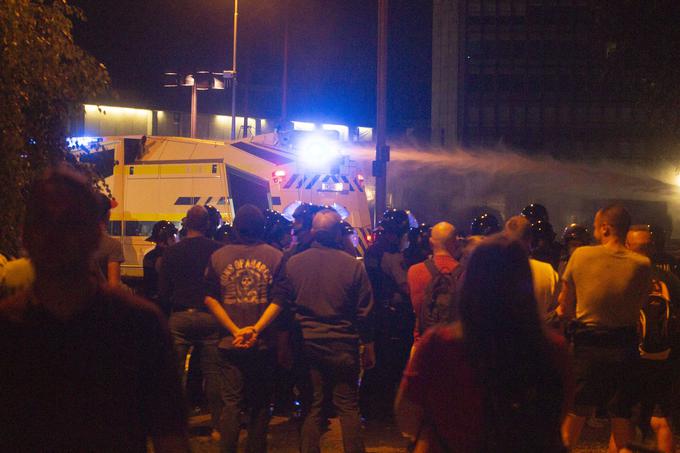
[347,142,680,239]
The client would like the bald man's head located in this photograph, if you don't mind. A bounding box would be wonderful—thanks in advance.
[504,215,532,249]
[312,209,341,231]
[185,205,210,234]
[312,209,342,246]
[429,222,457,255]
[626,226,653,257]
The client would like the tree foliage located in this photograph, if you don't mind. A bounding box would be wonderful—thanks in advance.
[0,0,109,256]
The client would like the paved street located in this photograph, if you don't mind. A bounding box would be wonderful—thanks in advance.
[188,414,676,452]
[189,415,407,452]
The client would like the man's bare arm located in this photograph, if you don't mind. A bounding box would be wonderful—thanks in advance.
[557,279,576,320]
[204,296,239,335]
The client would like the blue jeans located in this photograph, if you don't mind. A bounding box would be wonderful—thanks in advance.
[169,310,222,430]
[299,341,365,453]
[219,348,275,453]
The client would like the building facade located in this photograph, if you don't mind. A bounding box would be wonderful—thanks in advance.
[431,0,643,158]
[69,104,373,144]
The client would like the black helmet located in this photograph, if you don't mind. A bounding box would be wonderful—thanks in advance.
[371,222,385,243]
[265,209,291,229]
[146,220,178,243]
[381,209,411,236]
[562,223,590,245]
[204,205,223,237]
[215,222,235,244]
[649,224,667,252]
[292,203,324,232]
[264,209,292,244]
[470,213,500,236]
[408,223,432,244]
[521,203,549,223]
[531,220,556,243]
[339,220,355,237]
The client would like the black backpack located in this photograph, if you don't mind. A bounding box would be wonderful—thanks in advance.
[639,278,673,360]
[418,259,457,336]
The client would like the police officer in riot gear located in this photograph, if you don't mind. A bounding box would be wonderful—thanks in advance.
[289,203,325,257]
[269,203,326,416]
[403,223,432,268]
[530,219,561,270]
[558,223,591,277]
[470,212,501,236]
[522,203,549,223]
[264,210,293,251]
[215,222,235,245]
[142,220,178,309]
[339,220,358,257]
[204,205,223,240]
[649,225,680,277]
[361,208,414,420]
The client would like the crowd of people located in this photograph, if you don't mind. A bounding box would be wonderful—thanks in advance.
[1,165,680,453]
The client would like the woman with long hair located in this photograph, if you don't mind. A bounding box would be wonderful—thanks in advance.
[395,236,571,452]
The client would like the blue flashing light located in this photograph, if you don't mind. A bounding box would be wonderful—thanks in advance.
[297,135,340,168]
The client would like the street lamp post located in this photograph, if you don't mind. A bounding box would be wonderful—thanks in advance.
[281,0,289,123]
[373,0,389,224]
[230,0,239,140]
[163,71,224,139]
[190,82,198,138]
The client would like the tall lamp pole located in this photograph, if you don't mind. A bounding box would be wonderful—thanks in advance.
[190,82,197,138]
[281,0,289,122]
[373,0,389,224]
[230,0,239,140]
[164,71,225,139]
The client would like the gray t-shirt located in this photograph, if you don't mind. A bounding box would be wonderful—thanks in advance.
[205,242,283,349]
[93,234,124,282]
[563,245,651,328]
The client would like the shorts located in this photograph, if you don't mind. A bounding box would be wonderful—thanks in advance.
[571,343,640,419]
[638,359,675,418]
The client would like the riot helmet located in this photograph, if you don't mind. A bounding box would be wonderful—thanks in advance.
[264,209,293,249]
[146,220,178,244]
[381,209,411,236]
[204,205,223,239]
[562,223,590,245]
[339,220,359,256]
[408,223,432,247]
[470,213,501,236]
[531,220,556,244]
[292,203,324,236]
[649,224,667,253]
[521,203,549,223]
[215,222,235,244]
[340,220,355,237]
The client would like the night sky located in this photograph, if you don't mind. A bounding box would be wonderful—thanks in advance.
[72,0,432,130]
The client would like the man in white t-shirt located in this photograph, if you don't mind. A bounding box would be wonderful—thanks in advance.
[504,216,559,317]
